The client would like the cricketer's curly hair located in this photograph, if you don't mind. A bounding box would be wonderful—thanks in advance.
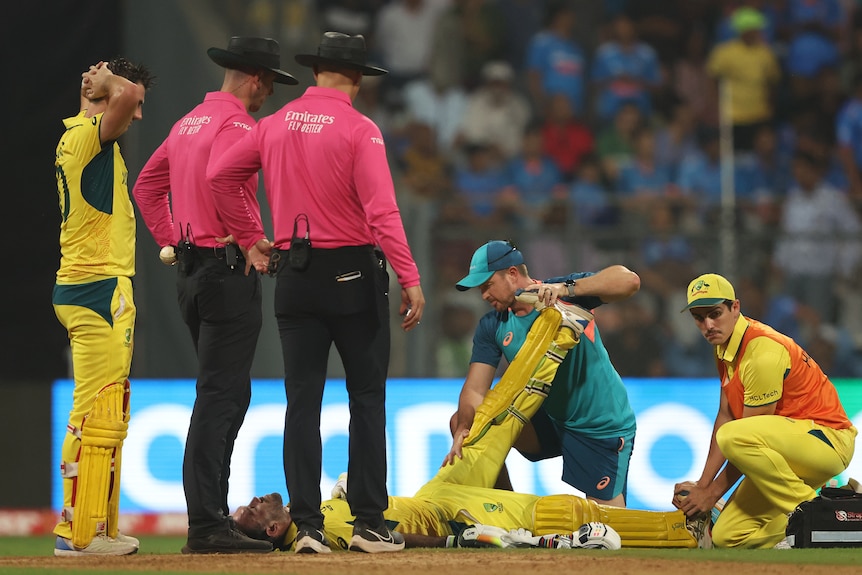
[106,56,156,90]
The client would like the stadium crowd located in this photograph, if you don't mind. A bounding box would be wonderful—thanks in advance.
[228,0,862,379]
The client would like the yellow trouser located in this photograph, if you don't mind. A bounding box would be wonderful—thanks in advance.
[714,416,857,548]
[429,308,574,489]
[401,307,695,548]
[52,277,135,541]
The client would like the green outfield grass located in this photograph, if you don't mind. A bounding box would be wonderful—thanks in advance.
[2,535,862,562]
[1,536,861,575]
[0,535,188,557]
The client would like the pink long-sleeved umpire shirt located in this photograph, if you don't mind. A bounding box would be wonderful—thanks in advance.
[133,92,264,249]
[207,86,420,288]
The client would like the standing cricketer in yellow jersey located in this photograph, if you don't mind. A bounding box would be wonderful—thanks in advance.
[674,273,857,548]
[230,303,704,551]
[52,58,154,557]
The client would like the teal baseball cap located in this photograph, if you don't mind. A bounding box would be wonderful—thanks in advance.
[456,240,524,291]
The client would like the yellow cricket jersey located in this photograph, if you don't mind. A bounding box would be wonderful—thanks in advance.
[706,39,780,125]
[55,110,135,283]
[716,315,852,429]
[281,486,542,551]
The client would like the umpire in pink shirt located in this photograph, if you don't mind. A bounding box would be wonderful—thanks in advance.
[207,32,426,554]
[133,37,298,554]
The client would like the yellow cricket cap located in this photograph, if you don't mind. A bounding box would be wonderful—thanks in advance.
[681,273,736,312]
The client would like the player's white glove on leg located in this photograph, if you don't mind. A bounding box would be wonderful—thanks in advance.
[502,529,574,549]
[573,522,622,550]
[501,523,621,550]
[330,472,348,500]
[457,524,512,548]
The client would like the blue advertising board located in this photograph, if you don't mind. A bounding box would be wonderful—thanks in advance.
[52,378,862,513]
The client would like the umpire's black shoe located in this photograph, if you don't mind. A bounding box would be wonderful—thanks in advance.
[181,527,272,554]
[295,527,332,554]
[348,520,405,553]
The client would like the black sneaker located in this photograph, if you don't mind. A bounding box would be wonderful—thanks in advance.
[295,527,332,554]
[349,520,405,553]
[182,527,272,554]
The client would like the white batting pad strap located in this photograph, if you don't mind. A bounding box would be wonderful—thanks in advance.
[506,405,529,424]
[61,461,79,478]
[525,377,551,397]
[62,506,74,522]
[545,342,568,364]
[66,423,82,439]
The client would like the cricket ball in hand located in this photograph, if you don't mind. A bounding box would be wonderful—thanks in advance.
[159,245,177,266]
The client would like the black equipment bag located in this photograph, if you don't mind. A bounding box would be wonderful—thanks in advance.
[786,487,862,548]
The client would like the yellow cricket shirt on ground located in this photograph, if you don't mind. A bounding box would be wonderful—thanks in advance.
[55,110,136,284]
[318,497,457,550]
[282,487,542,551]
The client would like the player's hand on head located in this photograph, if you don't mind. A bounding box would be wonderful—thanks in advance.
[83,61,111,100]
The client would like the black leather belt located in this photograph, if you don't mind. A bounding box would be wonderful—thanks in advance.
[189,245,244,260]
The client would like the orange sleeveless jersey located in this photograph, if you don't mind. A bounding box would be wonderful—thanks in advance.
[717,318,851,429]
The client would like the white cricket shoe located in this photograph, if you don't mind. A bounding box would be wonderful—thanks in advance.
[116,532,140,548]
[686,515,713,549]
[54,534,138,557]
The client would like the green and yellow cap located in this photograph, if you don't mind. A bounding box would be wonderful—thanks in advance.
[681,273,736,312]
[730,7,766,34]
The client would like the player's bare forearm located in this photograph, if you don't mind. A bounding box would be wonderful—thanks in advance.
[401,533,447,548]
[575,265,641,302]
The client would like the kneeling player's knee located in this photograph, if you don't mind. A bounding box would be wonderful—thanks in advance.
[715,423,742,455]
[711,520,746,548]
[711,521,730,548]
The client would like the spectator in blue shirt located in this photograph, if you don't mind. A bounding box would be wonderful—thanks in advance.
[635,202,698,357]
[453,143,512,226]
[653,101,699,179]
[569,154,617,229]
[675,128,725,225]
[505,124,565,232]
[591,14,661,121]
[784,0,843,44]
[786,32,840,83]
[735,124,790,230]
[616,127,675,219]
[526,2,587,117]
[498,0,547,75]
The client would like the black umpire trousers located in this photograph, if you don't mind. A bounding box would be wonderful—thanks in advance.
[177,248,262,538]
[274,245,391,531]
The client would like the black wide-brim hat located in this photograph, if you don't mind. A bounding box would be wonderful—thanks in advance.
[295,32,388,76]
[208,36,298,85]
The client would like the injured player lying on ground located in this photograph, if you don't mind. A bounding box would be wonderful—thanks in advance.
[231,301,708,552]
